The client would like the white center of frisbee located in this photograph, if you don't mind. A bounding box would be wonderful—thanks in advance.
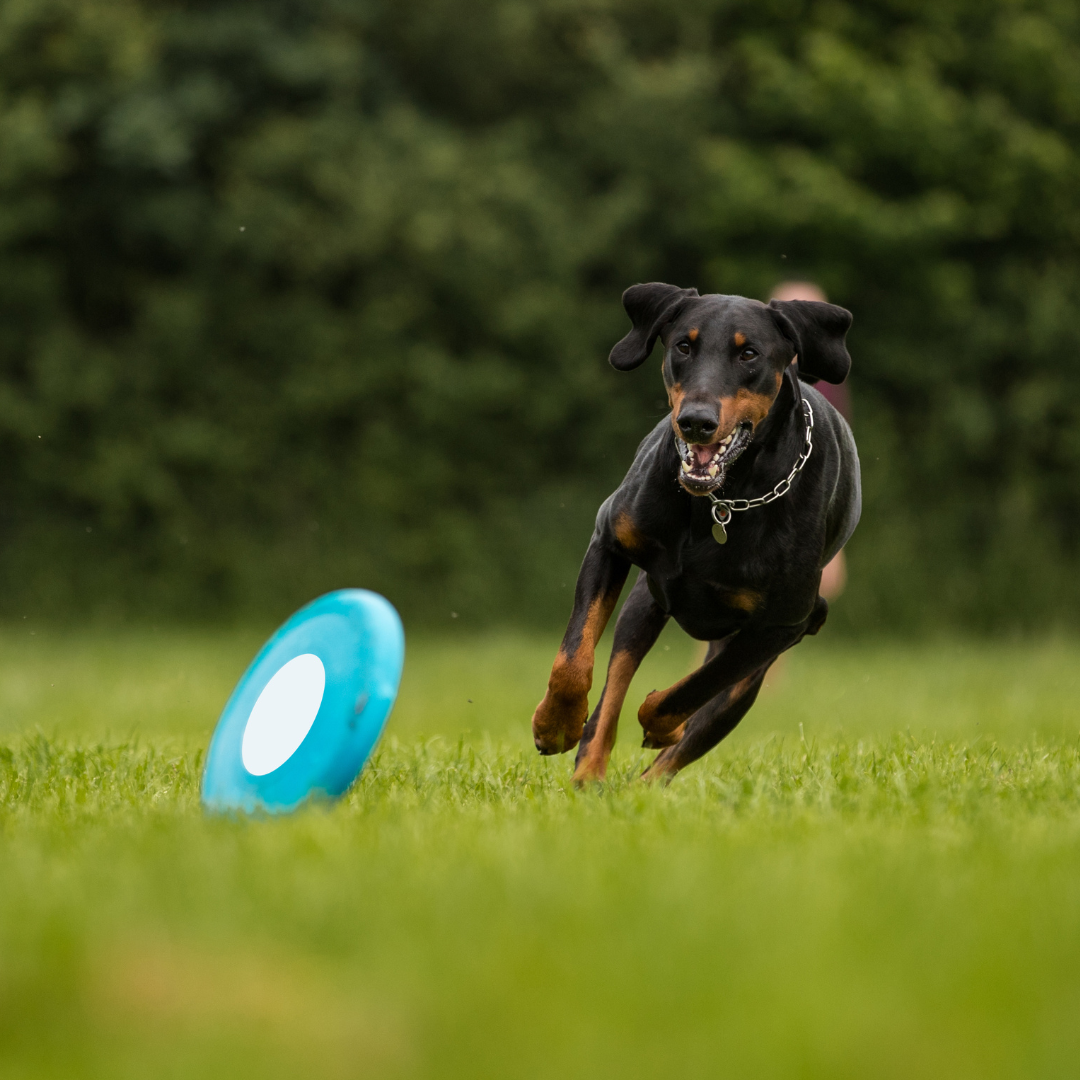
[241,653,326,776]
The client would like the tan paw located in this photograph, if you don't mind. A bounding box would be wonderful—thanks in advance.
[637,690,685,748]
[531,691,587,755]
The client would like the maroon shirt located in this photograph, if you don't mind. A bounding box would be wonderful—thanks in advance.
[812,378,851,423]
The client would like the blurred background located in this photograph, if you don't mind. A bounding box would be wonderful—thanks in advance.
[2,0,1080,634]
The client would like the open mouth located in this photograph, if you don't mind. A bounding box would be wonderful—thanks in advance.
[675,423,753,494]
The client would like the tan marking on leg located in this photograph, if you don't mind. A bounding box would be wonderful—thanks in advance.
[544,648,587,702]
[532,591,622,754]
[572,650,639,784]
[614,511,645,554]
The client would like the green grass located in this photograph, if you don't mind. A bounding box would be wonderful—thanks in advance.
[2,622,1080,1078]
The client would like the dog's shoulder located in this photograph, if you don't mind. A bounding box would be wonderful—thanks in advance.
[592,416,685,557]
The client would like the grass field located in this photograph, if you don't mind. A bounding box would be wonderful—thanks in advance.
[2,621,1080,1078]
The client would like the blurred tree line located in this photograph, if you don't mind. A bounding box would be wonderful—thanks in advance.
[2,0,1080,631]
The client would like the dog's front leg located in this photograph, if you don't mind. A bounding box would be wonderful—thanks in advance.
[532,538,630,756]
[571,571,668,783]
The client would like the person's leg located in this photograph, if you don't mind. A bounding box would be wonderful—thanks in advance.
[819,549,847,601]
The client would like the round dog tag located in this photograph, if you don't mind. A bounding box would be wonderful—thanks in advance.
[202,589,404,814]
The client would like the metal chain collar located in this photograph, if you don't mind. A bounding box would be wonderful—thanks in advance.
[707,400,814,544]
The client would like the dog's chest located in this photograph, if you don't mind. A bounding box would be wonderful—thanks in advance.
[645,533,771,628]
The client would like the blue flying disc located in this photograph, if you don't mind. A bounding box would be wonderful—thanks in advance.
[201,589,404,814]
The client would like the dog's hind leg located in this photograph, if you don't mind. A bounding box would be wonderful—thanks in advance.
[532,539,630,756]
[642,636,727,748]
[641,663,771,782]
[572,571,668,784]
[637,596,828,747]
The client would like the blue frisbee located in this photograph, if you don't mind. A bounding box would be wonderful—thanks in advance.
[201,589,404,814]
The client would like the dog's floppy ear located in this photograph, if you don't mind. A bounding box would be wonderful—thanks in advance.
[609,283,700,371]
[767,299,853,384]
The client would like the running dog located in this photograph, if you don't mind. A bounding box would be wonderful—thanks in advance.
[531,283,861,782]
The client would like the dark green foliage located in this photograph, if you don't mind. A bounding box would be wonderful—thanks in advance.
[1,0,1079,629]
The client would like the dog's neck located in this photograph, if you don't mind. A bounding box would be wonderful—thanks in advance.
[730,365,804,476]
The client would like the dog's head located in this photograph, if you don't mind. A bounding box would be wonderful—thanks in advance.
[609,283,852,495]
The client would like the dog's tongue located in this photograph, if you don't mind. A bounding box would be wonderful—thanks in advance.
[691,444,716,467]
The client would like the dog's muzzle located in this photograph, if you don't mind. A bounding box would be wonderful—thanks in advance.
[675,422,753,494]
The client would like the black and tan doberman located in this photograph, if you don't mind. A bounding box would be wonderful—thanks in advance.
[532,283,861,783]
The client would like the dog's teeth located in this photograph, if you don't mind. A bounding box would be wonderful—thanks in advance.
[681,460,692,473]
[708,464,719,478]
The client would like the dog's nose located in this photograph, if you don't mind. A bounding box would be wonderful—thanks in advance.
[676,405,719,444]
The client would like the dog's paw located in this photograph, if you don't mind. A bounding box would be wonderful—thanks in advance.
[531,691,587,755]
[641,732,679,750]
[637,690,685,748]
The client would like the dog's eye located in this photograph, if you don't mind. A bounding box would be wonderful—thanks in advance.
[740,347,759,361]
[675,341,691,356]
